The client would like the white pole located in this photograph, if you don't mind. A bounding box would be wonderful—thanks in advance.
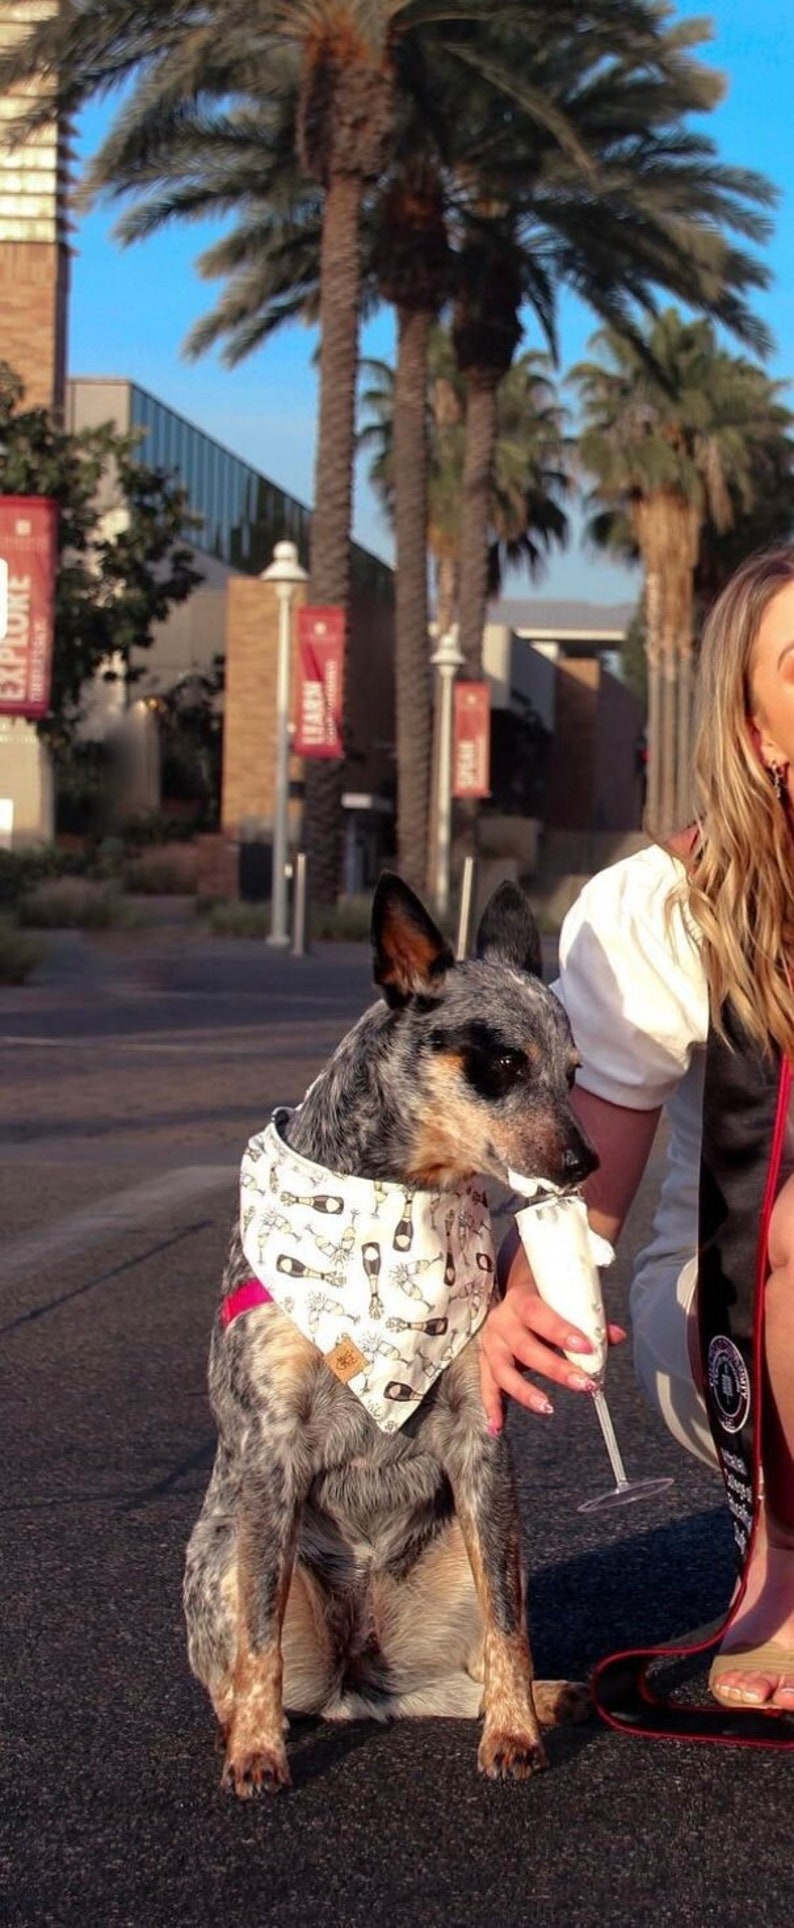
[431,628,463,923]
[260,539,308,950]
[455,854,475,960]
[268,578,292,947]
[291,850,309,956]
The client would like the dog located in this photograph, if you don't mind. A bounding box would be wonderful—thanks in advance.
[184,872,597,1796]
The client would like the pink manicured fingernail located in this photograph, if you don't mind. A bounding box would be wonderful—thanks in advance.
[537,1398,554,1415]
[568,1372,597,1392]
[487,1419,503,1436]
[566,1332,592,1351]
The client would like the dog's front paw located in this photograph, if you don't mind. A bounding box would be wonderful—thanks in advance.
[222,1741,292,1798]
[533,1678,592,1727]
[477,1724,547,1780]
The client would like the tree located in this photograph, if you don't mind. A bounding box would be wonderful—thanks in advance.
[573,311,794,831]
[447,6,777,691]
[0,0,540,899]
[1,1,776,896]
[360,327,570,628]
[0,362,201,745]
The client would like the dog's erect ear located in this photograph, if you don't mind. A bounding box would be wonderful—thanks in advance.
[474,880,543,979]
[371,872,455,1005]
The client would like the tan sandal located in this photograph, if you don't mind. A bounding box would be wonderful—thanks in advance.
[709,1640,794,1707]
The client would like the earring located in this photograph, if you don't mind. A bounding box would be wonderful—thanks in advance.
[770,764,787,804]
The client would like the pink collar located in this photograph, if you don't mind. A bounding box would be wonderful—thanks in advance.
[219,1277,272,1328]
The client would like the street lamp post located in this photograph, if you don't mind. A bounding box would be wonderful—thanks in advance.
[430,626,463,922]
[261,539,308,947]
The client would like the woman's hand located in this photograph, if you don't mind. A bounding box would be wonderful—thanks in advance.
[480,1232,626,1433]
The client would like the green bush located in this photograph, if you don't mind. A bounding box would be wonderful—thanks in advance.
[0,844,88,910]
[121,810,201,849]
[122,843,198,894]
[310,895,372,942]
[0,916,45,983]
[205,900,270,938]
[17,877,127,929]
[204,893,374,942]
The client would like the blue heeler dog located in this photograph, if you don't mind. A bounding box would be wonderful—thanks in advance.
[185,873,597,1795]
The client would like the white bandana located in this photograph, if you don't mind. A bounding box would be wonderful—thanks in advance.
[240,1111,496,1433]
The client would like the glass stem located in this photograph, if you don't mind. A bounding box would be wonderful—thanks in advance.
[593,1387,629,1489]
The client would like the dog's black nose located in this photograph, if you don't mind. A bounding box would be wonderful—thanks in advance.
[562,1144,598,1183]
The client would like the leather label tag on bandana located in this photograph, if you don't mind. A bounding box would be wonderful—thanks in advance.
[325,1335,368,1384]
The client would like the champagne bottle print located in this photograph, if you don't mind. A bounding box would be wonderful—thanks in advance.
[276,1254,338,1284]
[361,1240,383,1318]
[280,1190,344,1215]
[385,1316,448,1336]
[443,1208,456,1287]
[384,1381,416,1403]
[393,1191,415,1252]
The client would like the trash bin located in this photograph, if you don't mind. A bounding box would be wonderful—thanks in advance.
[238,818,273,902]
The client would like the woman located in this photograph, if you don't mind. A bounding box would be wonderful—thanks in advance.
[481,543,794,1723]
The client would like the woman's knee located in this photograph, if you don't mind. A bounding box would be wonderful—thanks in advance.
[767,1172,794,1276]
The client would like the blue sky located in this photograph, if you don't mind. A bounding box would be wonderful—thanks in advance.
[67,1,794,604]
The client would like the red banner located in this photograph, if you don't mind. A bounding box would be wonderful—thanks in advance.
[294,606,345,759]
[453,681,491,798]
[0,496,58,718]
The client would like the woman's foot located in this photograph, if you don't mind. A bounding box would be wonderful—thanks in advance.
[710,1508,794,1709]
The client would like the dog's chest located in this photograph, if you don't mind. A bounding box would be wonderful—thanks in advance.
[304,1431,455,1567]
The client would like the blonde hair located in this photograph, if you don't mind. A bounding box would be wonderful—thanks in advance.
[686,544,794,1058]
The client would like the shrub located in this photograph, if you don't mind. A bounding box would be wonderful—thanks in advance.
[205,900,270,938]
[310,895,372,942]
[0,843,88,910]
[17,877,125,929]
[121,810,201,849]
[122,842,199,894]
[0,916,45,983]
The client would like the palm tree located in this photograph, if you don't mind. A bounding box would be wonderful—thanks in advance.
[0,0,496,899]
[360,327,570,624]
[0,0,777,887]
[105,125,451,891]
[448,2,777,685]
[573,310,794,832]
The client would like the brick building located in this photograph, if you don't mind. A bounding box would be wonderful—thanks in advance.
[65,378,398,890]
[483,597,644,834]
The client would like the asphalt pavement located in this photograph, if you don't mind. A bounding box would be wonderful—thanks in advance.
[1,912,792,1926]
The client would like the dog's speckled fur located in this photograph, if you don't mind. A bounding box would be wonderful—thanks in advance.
[185,875,597,1795]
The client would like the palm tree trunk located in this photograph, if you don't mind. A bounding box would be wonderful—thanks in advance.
[453,372,498,869]
[457,372,499,677]
[304,170,362,905]
[393,304,432,888]
[435,553,459,641]
[675,502,700,827]
[676,645,694,826]
[643,569,663,835]
[660,646,677,837]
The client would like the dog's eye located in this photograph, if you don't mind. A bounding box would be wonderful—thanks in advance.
[495,1050,524,1077]
[462,1045,526,1099]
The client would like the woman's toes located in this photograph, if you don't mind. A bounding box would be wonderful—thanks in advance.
[713,1670,773,1705]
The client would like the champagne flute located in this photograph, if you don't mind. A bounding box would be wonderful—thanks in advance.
[509,1176,674,1513]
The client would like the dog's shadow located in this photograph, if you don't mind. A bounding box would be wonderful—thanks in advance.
[278,1703,597,1792]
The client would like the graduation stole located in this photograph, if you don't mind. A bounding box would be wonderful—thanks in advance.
[592,997,794,1745]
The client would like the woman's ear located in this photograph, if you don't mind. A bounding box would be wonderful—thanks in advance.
[748,712,782,775]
